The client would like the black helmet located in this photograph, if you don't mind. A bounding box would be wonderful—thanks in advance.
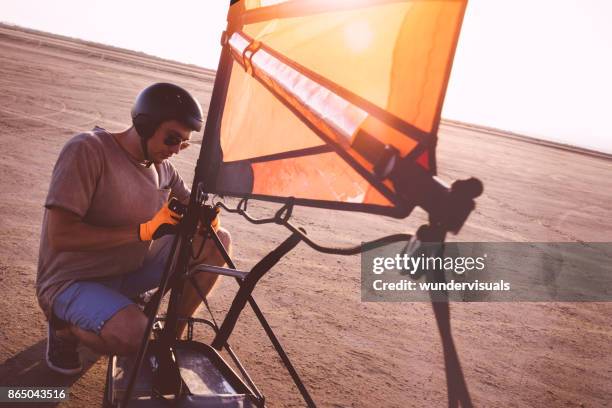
[131,82,203,139]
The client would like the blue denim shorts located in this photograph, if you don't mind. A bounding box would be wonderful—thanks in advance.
[52,235,174,334]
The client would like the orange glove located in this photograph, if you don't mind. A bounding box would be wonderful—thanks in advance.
[139,202,182,241]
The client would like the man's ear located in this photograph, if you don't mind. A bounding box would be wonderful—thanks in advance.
[133,115,157,139]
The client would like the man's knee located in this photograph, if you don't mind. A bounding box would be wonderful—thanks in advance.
[100,305,147,355]
[207,227,231,265]
[216,227,231,252]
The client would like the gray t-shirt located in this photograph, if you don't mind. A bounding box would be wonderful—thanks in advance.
[36,127,190,319]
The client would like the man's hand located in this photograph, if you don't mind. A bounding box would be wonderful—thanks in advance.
[139,202,182,241]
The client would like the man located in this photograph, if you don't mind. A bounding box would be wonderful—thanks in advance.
[36,83,230,375]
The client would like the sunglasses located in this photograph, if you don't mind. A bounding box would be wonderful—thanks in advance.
[164,133,191,150]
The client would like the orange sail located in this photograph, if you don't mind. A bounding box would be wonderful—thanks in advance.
[204,0,468,217]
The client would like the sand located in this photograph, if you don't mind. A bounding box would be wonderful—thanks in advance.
[0,24,610,407]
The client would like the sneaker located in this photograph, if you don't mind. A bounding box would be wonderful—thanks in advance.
[46,323,82,375]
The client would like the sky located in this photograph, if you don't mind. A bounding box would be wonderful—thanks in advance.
[1,0,611,154]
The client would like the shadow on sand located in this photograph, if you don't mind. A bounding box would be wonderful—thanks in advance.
[0,339,101,407]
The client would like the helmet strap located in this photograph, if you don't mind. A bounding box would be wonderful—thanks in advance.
[133,118,155,167]
[140,134,153,168]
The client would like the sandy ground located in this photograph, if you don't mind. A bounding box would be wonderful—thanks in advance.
[0,25,610,407]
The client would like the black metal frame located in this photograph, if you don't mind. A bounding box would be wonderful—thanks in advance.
[112,178,480,406]
[109,1,480,406]
[114,198,321,407]
[105,317,264,407]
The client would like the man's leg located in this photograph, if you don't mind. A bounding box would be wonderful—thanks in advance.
[69,305,147,355]
[114,228,232,337]
[175,227,232,336]
[50,281,148,374]
[48,228,232,374]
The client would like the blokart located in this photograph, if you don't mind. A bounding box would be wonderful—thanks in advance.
[104,1,481,406]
